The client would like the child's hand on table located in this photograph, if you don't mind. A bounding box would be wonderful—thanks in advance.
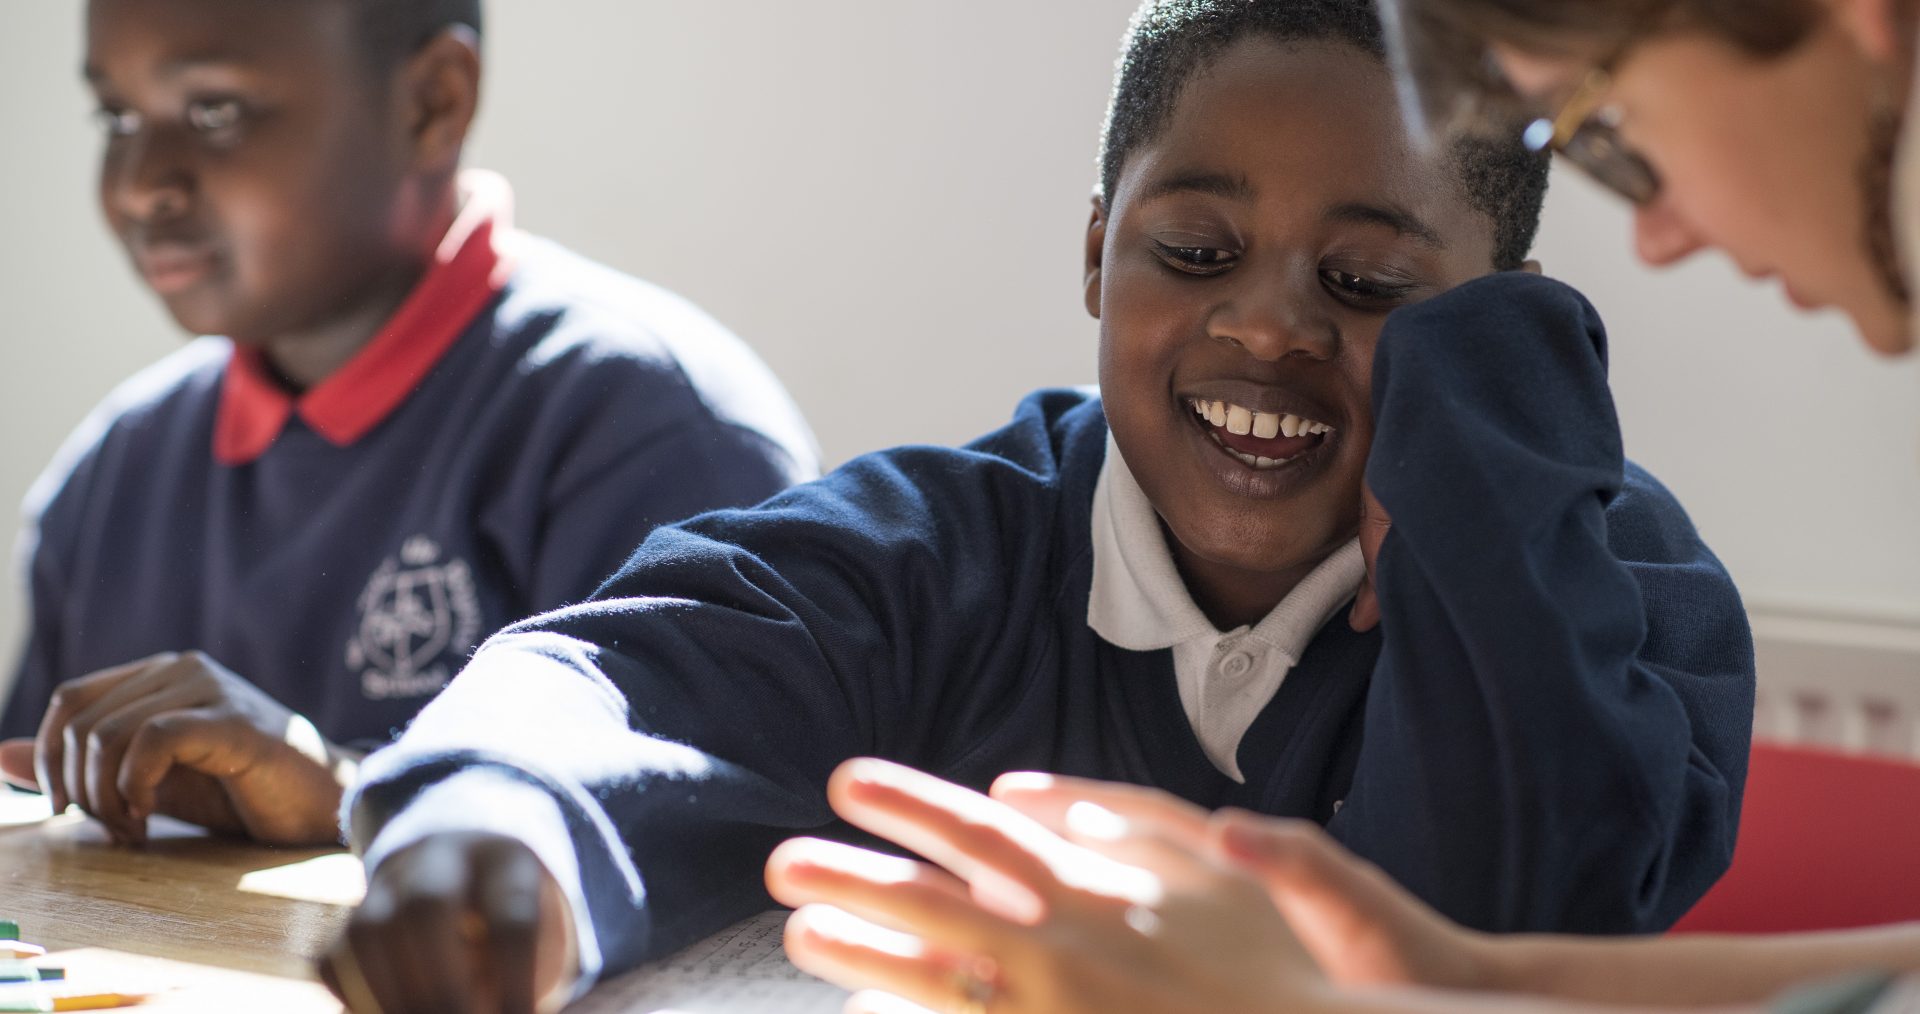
[0,651,358,846]
[320,830,573,1014]
[764,758,1326,1014]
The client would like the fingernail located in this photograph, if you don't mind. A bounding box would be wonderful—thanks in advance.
[1064,801,1128,841]
[989,772,1053,797]
[843,757,897,788]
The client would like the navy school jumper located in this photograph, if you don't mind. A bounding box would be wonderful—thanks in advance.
[2,218,819,750]
[348,273,1754,989]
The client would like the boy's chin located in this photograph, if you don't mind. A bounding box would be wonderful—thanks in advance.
[160,298,277,345]
[156,294,240,341]
[1173,519,1348,579]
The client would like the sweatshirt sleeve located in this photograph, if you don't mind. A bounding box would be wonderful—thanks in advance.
[344,402,1079,988]
[522,414,810,614]
[0,525,63,742]
[1327,272,1753,935]
[0,435,98,742]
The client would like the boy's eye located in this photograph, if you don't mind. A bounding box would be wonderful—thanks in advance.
[186,98,246,135]
[1153,241,1236,273]
[1321,268,1415,305]
[93,106,142,139]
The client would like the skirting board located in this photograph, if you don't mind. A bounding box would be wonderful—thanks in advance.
[1750,604,1920,760]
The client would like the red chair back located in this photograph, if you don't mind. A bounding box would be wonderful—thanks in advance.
[1673,743,1920,934]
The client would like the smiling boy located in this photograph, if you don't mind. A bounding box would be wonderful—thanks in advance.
[326,1,1753,1007]
[0,0,817,846]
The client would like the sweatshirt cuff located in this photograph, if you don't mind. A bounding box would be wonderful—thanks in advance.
[354,766,604,1001]
[1367,272,1621,566]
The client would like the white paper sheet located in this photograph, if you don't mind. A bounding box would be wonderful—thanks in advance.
[569,910,848,1014]
[0,788,52,828]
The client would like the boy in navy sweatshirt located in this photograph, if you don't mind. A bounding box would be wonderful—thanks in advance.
[0,0,817,847]
[326,1,1754,1007]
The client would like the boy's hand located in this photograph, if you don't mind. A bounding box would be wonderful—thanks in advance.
[321,831,573,1014]
[1349,484,1391,632]
[3,651,358,846]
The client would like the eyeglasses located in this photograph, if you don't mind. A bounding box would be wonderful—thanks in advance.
[1520,60,1661,205]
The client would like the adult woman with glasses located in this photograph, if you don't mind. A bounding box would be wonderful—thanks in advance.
[1386,0,1915,356]
[762,1,1920,1012]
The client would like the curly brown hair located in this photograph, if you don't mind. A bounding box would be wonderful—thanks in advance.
[1379,0,1820,138]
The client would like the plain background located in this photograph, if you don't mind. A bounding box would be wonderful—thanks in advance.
[0,0,1916,686]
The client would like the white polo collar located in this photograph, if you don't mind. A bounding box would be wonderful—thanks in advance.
[1088,435,1365,780]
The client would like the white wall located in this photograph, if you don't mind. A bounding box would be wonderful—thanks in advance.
[1,1,1915,683]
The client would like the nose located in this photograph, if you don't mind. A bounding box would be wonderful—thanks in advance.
[105,128,194,226]
[1632,195,1707,268]
[1207,272,1334,362]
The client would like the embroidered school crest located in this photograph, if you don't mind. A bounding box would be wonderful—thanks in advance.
[347,536,482,700]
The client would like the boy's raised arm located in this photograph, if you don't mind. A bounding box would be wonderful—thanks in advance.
[1329,272,1753,934]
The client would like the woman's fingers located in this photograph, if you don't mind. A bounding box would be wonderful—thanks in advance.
[990,773,1210,848]
[828,760,1074,923]
[1210,809,1468,987]
[784,905,998,1014]
[769,838,1016,955]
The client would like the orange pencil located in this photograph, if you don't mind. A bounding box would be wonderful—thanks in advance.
[51,996,151,1012]
[0,992,150,1012]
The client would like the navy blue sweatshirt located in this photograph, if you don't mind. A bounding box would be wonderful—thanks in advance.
[348,273,1753,988]
[2,206,820,749]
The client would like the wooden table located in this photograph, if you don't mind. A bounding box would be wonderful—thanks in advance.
[0,796,845,1013]
[0,805,353,1011]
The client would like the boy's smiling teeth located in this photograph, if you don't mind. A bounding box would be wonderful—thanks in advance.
[1186,398,1333,471]
[1189,398,1333,438]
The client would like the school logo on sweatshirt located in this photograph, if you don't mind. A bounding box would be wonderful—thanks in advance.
[347,535,483,700]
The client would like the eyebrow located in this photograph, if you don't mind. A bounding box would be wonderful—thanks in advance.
[84,51,250,85]
[1137,171,1256,204]
[1325,202,1446,249]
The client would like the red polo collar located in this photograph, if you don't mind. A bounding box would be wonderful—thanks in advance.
[213,170,520,466]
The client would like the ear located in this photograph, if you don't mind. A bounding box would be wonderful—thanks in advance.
[1830,0,1906,62]
[1084,196,1108,320]
[400,26,483,174]
[1519,258,1545,275]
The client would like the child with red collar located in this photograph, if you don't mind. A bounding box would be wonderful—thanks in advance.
[0,0,817,847]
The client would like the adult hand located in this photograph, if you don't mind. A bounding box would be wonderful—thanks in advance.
[1350,483,1391,632]
[991,773,1493,992]
[320,831,572,1014]
[765,758,1325,1014]
[1,651,358,845]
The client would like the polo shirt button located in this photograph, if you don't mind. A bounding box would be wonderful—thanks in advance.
[1220,651,1255,679]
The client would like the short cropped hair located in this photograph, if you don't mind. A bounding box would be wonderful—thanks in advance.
[1097,0,1550,271]
[353,0,483,67]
